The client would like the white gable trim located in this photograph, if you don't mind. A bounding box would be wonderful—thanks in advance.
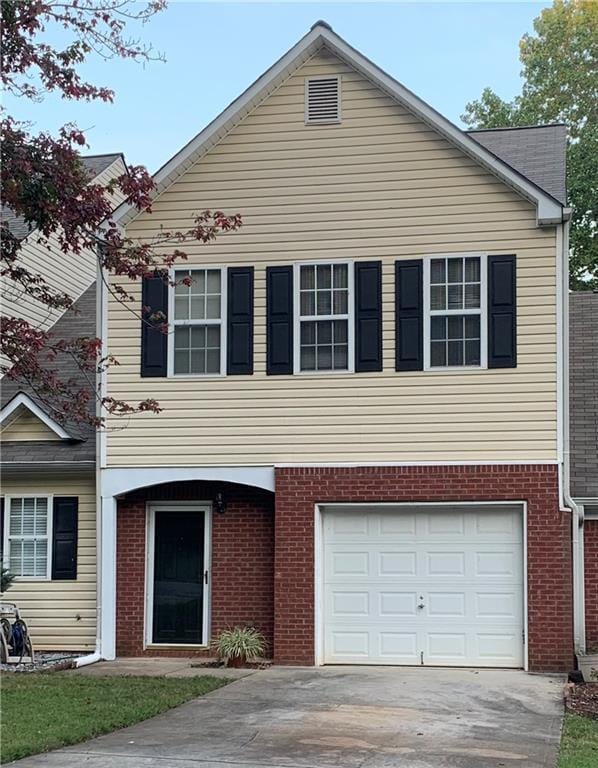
[0,393,71,440]
[112,22,563,229]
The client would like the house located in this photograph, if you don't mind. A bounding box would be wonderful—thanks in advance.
[98,22,576,672]
[0,154,126,652]
[569,291,598,652]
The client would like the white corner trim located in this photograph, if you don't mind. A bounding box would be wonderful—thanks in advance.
[98,495,117,660]
[101,466,275,498]
[111,23,563,229]
[0,392,71,440]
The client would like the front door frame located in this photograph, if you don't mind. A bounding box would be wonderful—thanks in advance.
[144,501,212,648]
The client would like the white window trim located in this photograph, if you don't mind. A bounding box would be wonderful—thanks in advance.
[3,494,53,581]
[144,501,212,648]
[293,259,355,375]
[304,75,342,125]
[167,266,227,379]
[423,252,488,372]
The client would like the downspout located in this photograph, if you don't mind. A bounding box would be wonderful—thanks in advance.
[558,211,585,654]
[77,256,108,669]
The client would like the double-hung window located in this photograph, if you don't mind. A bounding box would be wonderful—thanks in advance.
[171,268,225,376]
[5,496,51,579]
[296,262,353,373]
[425,254,487,369]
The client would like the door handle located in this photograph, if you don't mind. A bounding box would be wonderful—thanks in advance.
[417,603,425,610]
[204,570,209,585]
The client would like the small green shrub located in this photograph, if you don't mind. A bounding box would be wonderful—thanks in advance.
[1,567,15,594]
[212,626,266,662]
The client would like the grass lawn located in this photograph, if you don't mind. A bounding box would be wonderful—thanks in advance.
[558,712,598,768]
[1,672,227,764]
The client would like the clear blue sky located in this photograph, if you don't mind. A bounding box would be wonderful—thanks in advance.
[8,1,551,172]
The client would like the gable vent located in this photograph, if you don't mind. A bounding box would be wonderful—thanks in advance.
[305,77,341,124]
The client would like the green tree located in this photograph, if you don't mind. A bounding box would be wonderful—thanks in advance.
[462,0,598,289]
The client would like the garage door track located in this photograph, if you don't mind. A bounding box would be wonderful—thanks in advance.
[12,666,564,768]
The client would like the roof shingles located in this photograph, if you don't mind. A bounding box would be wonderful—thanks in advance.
[468,125,567,205]
[1,283,97,466]
[570,291,598,498]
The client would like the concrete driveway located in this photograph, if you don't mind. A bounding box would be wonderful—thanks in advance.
[13,666,564,768]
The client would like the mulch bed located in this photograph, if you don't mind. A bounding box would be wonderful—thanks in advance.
[565,683,598,719]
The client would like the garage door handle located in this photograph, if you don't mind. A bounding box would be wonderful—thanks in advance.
[417,603,425,610]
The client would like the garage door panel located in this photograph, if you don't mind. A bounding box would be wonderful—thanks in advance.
[379,551,417,575]
[426,512,466,535]
[379,632,418,659]
[330,631,370,658]
[379,591,418,616]
[379,513,416,535]
[426,551,466,577]
[322,506,524,668]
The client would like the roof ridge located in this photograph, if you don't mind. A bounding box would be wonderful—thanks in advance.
[82,151,124,159]
[467,124,566,133]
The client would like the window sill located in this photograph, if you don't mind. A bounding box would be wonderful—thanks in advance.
[8,576,51,582]
[294,368,354,376]
[167,373,226,380]
[145,643,210,650]
[423,365,487,374]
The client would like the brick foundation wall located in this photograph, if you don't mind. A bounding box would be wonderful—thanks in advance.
[585,520,598,649]
[116,481,274,657]
[274,464,573,672]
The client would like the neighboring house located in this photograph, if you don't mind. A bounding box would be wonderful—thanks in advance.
[569,292,598,652]
[1,154,127,332]
[0,154,125,652]
[99,23,574,672]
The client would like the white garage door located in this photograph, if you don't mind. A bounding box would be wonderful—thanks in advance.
[322,505,524,667]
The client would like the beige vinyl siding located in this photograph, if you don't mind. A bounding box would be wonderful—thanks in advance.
[1,157,127,333]
[107,52,558,465]
[1,411,60,442]
[1,474,96,651]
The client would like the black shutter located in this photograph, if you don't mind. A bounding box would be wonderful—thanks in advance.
[141,272,168,377]
[395,260,423,371]
[488,255,517,368]
[52,497,78,580]
[227,267,254,375]
[266,266,293,375]
[355,261,383,372]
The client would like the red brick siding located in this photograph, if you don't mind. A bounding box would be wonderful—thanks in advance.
[274,464,573,672]
[116,482,274,657]
[585,520,598,649]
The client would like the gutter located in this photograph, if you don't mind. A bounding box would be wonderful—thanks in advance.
[94,256,107,663]
[557,213,586,653]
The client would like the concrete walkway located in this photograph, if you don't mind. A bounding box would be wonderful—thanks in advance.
[72,656,256,680]
[12,666,564,768]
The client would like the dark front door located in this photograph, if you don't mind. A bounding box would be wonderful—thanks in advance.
[152,510,204,644]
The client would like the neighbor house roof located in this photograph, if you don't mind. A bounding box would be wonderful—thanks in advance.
[1,282,97,472]
[1,153,124,241]
[112,20,566,229]
[570,291,598,500]
[468,125,567,205]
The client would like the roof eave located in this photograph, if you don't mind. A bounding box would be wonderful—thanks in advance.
[0,392,73,440]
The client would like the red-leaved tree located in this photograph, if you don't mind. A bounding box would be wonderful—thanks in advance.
[1,0,241,426]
